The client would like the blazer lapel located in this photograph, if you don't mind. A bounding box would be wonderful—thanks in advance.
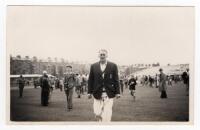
[104,61,110,74]
[97,61,109,79]
[97,62,102,73]
[103,61,111,79]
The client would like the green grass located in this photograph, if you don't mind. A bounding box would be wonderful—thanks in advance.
[10,82,189,122]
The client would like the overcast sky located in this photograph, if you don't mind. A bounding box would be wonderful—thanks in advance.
[7,6,194,66]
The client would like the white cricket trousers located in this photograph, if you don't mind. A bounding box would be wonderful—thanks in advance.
[93,93,113,122]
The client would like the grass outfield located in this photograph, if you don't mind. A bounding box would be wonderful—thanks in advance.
[10,82,189,122]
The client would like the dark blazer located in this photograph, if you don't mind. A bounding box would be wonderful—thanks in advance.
[88,61,120,99]
[128,78,137,90]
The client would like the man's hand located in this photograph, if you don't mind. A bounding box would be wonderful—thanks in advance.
[88,94,92,99]
[116,94,121,99]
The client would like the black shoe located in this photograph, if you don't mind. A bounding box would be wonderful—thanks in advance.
[68,108,72,111]
[131,91,133,96]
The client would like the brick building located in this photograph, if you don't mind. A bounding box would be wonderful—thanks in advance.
[10,56,90,78]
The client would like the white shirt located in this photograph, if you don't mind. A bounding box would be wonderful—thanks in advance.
[100,61,107,91]
[100,61,107,72]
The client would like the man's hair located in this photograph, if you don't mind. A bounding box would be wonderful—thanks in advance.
[98,49,108,58]
[66,65,72,68]
[98,49,108,54]
[43,70,47,74]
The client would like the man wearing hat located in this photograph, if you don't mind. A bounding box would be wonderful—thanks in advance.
[88,49,120,122]
[158,68,167,98]
[64,65,76,111]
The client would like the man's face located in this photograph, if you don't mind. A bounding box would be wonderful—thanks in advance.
[99,51,107,62]
[66,67,72,73]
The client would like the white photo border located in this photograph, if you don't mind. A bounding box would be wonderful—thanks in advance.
[1,0,200,130]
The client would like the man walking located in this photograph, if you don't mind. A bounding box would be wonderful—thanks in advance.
[119,79,124,94]
[158,68,167,98]
[88,49,120,122]
[155,74,159,88]
[18,75,25,98]
[75,73,82,98]
[182,68,189,96]
[128,75,137,101]
[64,65,76,111]
[40,71,50,106]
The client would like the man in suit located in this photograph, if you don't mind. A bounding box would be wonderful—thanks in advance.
[75,73,82,98]
[18,75,25,98]
[182,68,189,96]
[88,49,120,122]
[64,65,76,111]
[39,71,51,106]
[158,68,167,98]
[128,75,137,101]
